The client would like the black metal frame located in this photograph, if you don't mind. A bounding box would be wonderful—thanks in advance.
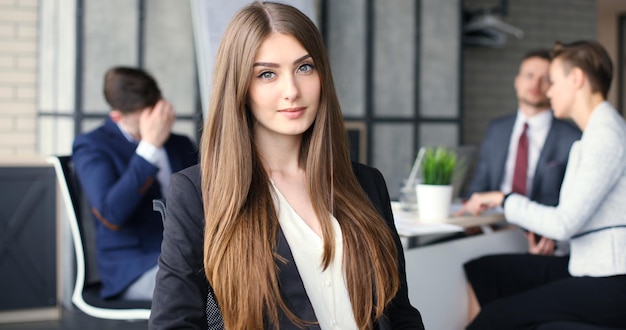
[42,1,469,153]
[39,0,201,142]
[320,0,463,165]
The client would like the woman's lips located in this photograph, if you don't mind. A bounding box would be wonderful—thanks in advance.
[278,107,306,119]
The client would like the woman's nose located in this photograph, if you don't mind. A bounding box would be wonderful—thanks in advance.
[282,75,300,101]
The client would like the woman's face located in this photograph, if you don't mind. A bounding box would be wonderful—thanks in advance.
[247,32,321,141]
[547,58,575,119]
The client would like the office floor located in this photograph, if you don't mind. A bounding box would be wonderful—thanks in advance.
[0,308,148,330]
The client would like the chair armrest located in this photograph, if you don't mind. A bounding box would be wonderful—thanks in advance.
[152,199,166,223]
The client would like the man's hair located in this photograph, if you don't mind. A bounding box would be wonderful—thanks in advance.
[552,40,613,99]
[103,67,161,113]
[521,49,551,63]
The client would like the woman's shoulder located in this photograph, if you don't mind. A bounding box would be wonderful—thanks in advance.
[585,105,626,150]
[350,162,388,200]
[175,164,201,182]
[171,164,202,196]
[351,161,383,182]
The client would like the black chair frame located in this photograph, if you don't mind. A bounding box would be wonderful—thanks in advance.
[48,155,151,320]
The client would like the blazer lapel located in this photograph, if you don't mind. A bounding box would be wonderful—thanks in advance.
[274,228,320,329]
[531,119,558,199]
[103,118,139,160]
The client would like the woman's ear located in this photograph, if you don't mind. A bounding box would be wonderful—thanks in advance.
[109,110,123,123]
[570,67,586,90]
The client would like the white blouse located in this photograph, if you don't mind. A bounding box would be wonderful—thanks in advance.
[272,184,358,330]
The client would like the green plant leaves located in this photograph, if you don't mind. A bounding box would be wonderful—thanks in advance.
[421,147,457,185]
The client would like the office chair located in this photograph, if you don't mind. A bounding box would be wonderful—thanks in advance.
[152,199,166,223]
[48,155,151,320]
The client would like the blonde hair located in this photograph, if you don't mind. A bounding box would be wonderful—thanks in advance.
[200,2,399,328]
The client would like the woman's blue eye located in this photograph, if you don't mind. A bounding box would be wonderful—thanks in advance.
[298,63,314,73]
[259,71,275,79]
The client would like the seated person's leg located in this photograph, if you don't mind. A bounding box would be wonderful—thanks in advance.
[464,254,569,307]
[536,322,626,330]
[467,275,626,330]
[121,265,159,301]
[467,282,481,323]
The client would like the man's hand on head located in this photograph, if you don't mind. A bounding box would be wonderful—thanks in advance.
[139,99,175,148]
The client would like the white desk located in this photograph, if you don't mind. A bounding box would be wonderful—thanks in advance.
[404,227,528,330]
[391,202,525,329]
[392,202,506,249]
[392,202,506,234]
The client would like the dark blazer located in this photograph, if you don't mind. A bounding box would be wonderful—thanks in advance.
[149,163,424,329]
[466,113,581,206]
[72,117,198,299]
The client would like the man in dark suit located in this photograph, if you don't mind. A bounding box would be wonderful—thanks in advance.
[72,67,198,300]
[465,49,581,255]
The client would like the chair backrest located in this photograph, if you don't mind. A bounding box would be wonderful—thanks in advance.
[49,155,151,319]
[54,155,101,286]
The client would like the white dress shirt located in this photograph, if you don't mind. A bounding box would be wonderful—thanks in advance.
[117,123,172,197]
[500,109,553,195]
[272,183,358,330]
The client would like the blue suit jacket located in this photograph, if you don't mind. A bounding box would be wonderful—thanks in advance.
[466,113,581,206]
[72,118,198,298]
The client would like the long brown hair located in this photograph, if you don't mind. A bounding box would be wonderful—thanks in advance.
[200,2,399,328]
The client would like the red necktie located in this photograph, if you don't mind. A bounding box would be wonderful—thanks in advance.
[512,123,529,195]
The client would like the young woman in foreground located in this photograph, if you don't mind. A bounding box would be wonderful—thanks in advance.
[459,40,626,329]
[149,2,424,329]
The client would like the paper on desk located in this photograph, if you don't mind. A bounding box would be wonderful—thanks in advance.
[392,211,464,236]
[449,203,504,215]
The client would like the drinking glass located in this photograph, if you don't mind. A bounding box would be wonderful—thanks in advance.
[399,179,419,212]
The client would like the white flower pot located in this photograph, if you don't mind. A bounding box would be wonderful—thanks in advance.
[416,184,453,223]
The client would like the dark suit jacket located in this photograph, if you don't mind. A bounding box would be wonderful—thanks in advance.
[149,163,424,329]
[72,118,198,298]
[466,113,581,206]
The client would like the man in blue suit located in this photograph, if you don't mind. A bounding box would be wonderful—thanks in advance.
[465,49,581,255]
[72,67,198,300]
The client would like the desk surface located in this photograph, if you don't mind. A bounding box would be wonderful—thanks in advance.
[391,202,505,237]
[447,211,506,228]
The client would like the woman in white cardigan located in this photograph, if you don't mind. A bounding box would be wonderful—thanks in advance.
[459,40,626,329]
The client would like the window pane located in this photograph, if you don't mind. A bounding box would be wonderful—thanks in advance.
[372,123,415,200]
[373,0,415,117]
[82,0,138,114]
[327,0,366,117]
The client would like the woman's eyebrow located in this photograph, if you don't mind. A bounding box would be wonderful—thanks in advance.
[253,54,311,68]
[292,54,311,64]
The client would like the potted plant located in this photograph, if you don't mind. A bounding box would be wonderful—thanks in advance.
[417,147,458,222]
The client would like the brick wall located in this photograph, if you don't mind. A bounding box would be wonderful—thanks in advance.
[0,0,39,157]
[462,0,596,147]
